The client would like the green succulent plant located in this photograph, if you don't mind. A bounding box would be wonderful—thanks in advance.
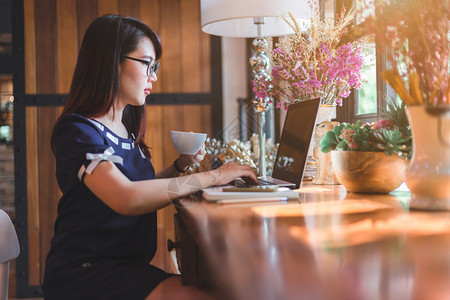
[383,99,409,131]
[372,128,412,158]
[320,103,412,159]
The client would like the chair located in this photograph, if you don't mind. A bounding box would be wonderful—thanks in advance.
[0,209,20,300]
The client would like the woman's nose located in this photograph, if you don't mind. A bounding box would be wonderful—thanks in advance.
[148,73,157,82]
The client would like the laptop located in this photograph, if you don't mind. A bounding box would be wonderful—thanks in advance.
[258,97,320,189]
[206,97,321,198]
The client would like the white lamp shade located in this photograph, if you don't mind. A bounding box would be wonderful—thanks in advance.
[201,0,316,37]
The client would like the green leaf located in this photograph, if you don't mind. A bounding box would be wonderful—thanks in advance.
[336,140,348,150]
[333,124,344,136]
[320,131,339,153]
[383,97,410,130]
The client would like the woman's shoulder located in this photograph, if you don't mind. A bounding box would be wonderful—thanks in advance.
[59,113,95,125]
[56,113,106,142]
[58,114,103,133]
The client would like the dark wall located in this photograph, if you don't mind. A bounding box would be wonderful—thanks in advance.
[0,0,12,74]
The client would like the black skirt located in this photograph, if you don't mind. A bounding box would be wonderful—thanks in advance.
[42,259,175,300]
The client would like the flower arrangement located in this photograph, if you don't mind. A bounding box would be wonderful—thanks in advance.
[253,6,365,109]
[320,100,412,158]
[364,0,449,106]
[187,135,279,175]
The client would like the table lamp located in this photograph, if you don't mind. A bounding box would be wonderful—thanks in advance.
[200,0,314,176]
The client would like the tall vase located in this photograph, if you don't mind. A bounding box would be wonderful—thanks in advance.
[406,106,450,210]
[310,105,340,185]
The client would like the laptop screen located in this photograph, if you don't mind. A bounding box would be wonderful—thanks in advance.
[271,98,320,188]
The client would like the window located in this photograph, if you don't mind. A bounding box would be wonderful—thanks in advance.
[357,43,377,115]
[354,0,378,118]
[333,0,395,124]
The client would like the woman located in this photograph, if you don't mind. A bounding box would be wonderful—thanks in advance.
[42,14,257,300]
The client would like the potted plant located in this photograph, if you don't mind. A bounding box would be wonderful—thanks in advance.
[320,101,412,193]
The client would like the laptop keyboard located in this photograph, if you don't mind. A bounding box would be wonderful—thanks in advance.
[232,178,274,187]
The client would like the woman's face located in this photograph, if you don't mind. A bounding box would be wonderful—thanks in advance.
[117,36,157,109]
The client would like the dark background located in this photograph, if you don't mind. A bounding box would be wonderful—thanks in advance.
[0,0,12,75]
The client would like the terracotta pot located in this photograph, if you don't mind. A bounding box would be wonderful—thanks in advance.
[331,151,408,194]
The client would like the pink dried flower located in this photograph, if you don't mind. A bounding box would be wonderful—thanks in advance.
[341,129,355,140]
[364,0,449,105]
[340,129,359,149]
[253,7,364,108]
[374,119,394,130]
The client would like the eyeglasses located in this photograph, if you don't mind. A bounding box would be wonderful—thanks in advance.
[122,55,160,77]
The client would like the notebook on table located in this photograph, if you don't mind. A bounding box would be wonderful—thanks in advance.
[203,98,321,202]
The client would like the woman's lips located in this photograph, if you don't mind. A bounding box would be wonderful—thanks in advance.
[144,88,151,95]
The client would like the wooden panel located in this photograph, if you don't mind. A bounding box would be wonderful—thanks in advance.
[180,0,201,92]
[76,0,98,51]
[139,0,159,33]
[34,0,57,93]
[24,0,36,94]
[37,107,60,281]
[202,104,212,136]
[174,213,198,284]
[183,105,204,133]
[140,0,161,93]
[162,105,184,167]
[56,0,77,93]
[201,32,211,93]
[153,209,167,271]
[160,0,181,93]
[119,0,140,18]
[26,107,40,286]
[155,205,177,274]
[145,105,164,172]
[33,0,58,281]
[161,204,177,272]
[98,0,119,15]
[8,260,16,298]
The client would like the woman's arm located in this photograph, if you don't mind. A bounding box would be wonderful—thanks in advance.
[155,159,185,178]
[84,160,257,216]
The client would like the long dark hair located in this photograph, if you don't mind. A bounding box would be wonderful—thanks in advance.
[51,14,162,157]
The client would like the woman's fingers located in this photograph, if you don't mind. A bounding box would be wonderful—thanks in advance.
[240,166,257,183]
[196,144,206,157]
[216,162,258,185]
[243,174,258,184]
[242,169,258,184]
[177,144,206,168]
[192,144,206,161]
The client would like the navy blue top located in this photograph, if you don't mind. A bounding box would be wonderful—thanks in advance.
[45,114,157,274]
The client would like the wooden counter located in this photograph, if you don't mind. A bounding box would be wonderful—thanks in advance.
[174,183,450,300]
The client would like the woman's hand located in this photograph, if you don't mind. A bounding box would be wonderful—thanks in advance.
[210,161,258,186]
[176,144,206,170]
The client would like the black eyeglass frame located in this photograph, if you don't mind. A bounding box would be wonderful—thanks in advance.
[122,55,160,77]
